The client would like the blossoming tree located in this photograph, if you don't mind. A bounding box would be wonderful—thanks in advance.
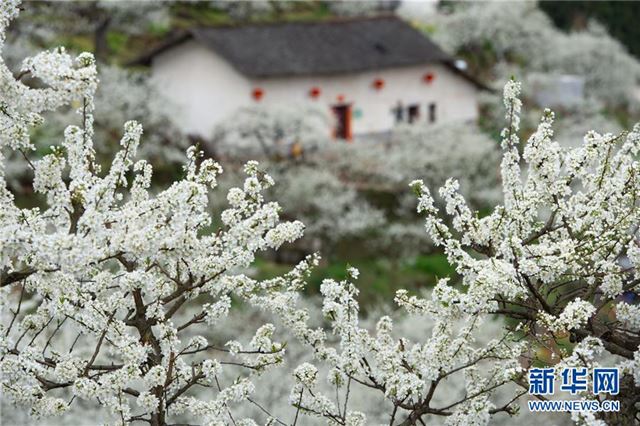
[211,104,332,161]
[2,18,188,192]
[1,1,640,425]
[209,105,385,256]
[318,122,501,256]
[0,1,305,424]
[429,2,640,108]
[275,80,640,425]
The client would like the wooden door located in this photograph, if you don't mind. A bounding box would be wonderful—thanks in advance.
[332,104,352,141]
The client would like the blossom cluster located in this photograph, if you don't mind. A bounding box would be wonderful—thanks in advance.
[1,2,639,425]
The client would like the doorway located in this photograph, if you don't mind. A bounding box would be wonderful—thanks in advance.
[332,104,352,141]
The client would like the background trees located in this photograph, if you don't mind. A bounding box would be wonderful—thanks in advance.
[540,1,640,59]
[2,1,640,425]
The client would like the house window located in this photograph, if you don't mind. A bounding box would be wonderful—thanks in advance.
[392,101,404,124]
[407,104,420,124]
[332,104,352,140]
[428,103,437,123]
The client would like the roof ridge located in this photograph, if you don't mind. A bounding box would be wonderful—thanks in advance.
[127,14,490,91]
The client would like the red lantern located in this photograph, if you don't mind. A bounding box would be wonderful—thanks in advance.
[372,78,385,90]
[252,88,264,101]
[423,72,435,84]
[309,87,321,99]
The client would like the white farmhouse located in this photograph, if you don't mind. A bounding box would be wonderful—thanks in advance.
[132,16,487,141]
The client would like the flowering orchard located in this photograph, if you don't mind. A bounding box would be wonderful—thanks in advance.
[429,1,640,108]
[1,2,639,426]
[212,118,501,257]
[0,0,306,423]
[212,104,332,161]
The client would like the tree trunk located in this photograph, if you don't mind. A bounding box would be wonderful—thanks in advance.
[601,376,639,426]
[94,16,111,62]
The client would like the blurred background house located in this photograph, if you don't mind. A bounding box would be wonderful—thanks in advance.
[4,0,640,302]
[5,0,639,259]
[131,16,485,141]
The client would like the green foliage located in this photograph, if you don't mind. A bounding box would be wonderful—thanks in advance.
[171,2,234,27]
[53,34,93,54]
[253,254,456,308]
[411,253,454,279]
[170,1,333,28]
[106,31,128,55]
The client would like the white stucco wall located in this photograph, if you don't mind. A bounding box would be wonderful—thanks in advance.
[253,63,479,135]
[151,40,252,137]
[150,40,480,139]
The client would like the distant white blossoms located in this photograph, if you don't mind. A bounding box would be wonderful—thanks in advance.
[1,1,639,425]
[430,2,640,107]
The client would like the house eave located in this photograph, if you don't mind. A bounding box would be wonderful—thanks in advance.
[126,31,193,67]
